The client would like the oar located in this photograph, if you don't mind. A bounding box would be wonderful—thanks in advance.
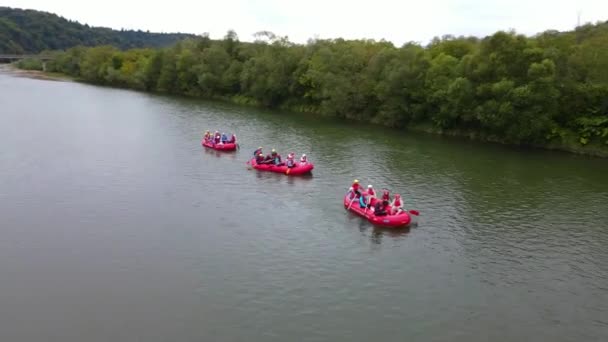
[347,194,358,210]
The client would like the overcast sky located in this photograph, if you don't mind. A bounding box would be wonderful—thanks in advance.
[3,0,607,45]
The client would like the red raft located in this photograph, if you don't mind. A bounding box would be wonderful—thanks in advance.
[202,140,237,151]
[343,192,412,228]
[249,158,314,175]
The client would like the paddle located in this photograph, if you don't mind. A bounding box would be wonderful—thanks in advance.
[346,193,358,210]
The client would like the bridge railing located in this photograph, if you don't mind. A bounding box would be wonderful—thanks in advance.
[0,54,56,60]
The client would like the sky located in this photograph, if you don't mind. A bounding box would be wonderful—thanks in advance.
[2,0,607,45]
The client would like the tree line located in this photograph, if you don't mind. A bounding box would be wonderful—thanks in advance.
[18,22,608,153]
[0,7,195,53]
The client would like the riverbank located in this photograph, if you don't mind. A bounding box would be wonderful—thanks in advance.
[7,62,608,158]
[0,64,73,81]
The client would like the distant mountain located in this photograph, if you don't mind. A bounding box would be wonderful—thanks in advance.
[0,7,198,53]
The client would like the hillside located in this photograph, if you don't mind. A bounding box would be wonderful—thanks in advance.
[0,7,197,53]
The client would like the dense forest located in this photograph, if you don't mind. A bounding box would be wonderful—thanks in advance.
[16,20,608,154]
[0,7,196,53]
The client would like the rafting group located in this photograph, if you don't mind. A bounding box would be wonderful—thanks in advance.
[201,130,418,228]
[344,179,418,227]
[202,130,238,151]
[252,147,308,167]
[249,147,314,175]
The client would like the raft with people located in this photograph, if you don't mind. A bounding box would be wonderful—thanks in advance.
[344,180,418,228]
[248,147,314,175]
[201,130,238,151]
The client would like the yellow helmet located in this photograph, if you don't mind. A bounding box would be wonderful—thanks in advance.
[259,146,263,149]
[271,148,276,152]
[354,179,359,183]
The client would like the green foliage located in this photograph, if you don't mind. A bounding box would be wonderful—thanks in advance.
[0,7,196,53]
[16,57,42,70]
[18,16,608,152]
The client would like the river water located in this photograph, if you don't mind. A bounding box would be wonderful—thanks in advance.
[1,69,607,341]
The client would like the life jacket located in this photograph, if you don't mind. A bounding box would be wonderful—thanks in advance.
[229,135,236,143]
[382,191,390,201]
[359,195,367,208]
[221,134,228,142]
[393,197,402,207]
[368,188,375,196]
[352,183,360,192]
[254,148,262,157]
[300,156,307,163]
[286,159,295,167]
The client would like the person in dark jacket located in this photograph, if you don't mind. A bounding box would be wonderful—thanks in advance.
[374,200,389,216]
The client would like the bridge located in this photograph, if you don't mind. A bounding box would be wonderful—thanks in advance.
[0,54,55,62]
[0,54,55,71]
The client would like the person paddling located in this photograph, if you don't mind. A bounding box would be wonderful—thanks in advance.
[352,179,362,198]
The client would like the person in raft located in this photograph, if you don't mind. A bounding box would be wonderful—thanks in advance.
[203,131,211,141]
[381,189,391,203]
[229,133,236,144]
[366,185,376,203]
[220,132,229,144]
[300,154,308,164]
[253,146,263,158]
[286,153,296,168]
[390,194,404,215]
[358,192,368,208]
[262,152,274,164]
[255,153,265,164]
[214,131,221,144]
[351,179,362,198]
[271,149,283,165]
[373,200,389,216]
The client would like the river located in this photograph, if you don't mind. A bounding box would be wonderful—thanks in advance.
[1,69,607,341]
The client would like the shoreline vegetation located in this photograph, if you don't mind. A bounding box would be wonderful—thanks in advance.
[11,23,608,158]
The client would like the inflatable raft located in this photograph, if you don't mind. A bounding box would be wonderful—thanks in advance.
[249,158,314,175]
[343,192,412,228]
[202,140,237,151]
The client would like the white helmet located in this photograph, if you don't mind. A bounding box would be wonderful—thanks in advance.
[302,154,306,157]
[368,185,373,188]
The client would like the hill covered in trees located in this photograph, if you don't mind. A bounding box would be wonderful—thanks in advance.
[15,16,608,156]
[0,7,197,53]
